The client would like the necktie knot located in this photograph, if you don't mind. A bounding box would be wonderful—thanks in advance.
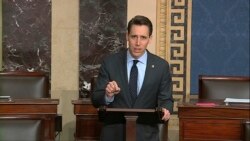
[133,60,139,66]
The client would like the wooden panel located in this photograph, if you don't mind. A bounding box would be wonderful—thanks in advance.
[178,100,250,141]
[0,99,58,114]
[75,115,102,141]
[180,119,242,140]
[73,99,102,141]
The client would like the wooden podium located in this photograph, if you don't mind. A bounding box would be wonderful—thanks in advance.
[0,98,59,141]
[72,99,168,141]
[98,107,163,141]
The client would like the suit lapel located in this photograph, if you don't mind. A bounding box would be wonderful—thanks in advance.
[119,50,134,107]
[138,52,155,99]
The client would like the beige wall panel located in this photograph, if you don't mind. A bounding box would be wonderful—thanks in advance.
[127,0,157,54]
[51,0,79,140]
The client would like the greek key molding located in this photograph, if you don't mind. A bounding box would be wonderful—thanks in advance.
[156,0,192,113]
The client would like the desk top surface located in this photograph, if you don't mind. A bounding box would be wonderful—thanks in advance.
[178,99,250,110]
[72,98,92,105]
[178,99,250,121]
[0,98,59,105]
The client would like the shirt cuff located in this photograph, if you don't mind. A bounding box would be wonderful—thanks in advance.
[105,95,114,105]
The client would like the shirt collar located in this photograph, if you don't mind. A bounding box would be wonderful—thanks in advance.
[127,50,147,64]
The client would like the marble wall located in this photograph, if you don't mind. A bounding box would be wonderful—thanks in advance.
[2,0,51,73]
[79,0,127,98]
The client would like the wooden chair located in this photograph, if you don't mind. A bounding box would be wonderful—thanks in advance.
[199,75,250,99]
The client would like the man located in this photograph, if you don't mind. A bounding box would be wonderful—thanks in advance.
[91,15,173,141]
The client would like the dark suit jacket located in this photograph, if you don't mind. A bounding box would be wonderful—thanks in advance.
[91,49,173,141]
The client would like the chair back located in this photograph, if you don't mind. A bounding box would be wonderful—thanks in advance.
[0,71,49,99]
[0,119,43,141]
[199,75,250,99]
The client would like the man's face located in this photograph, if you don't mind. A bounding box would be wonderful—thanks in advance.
[127,25,152,59]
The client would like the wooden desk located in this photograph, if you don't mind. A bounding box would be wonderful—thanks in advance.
[72,99,102,141]
[0,99,59,141]
[178,100,250,141]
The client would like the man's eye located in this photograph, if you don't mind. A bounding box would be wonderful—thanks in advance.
[130,36,137,39]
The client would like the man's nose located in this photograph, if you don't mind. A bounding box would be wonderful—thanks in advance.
[136,38,141,45]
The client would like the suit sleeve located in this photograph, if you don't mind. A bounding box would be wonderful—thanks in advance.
[91,60,110,108]
[158,62,174,114]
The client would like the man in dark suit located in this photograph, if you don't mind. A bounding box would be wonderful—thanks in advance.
[91,15,173,141]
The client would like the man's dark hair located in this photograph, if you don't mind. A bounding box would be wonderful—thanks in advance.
[127,15,153,36]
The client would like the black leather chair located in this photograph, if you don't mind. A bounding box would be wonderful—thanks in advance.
[0,71,49,99]
[199,75,250,99]
[0,71,62,140]
[0,120,43,141]
[244,120,250,141]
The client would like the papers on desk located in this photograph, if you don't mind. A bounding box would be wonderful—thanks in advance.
[224,98,250,103]
[0,96,13,102]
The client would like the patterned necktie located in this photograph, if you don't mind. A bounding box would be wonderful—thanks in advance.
[129,60,139,104]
